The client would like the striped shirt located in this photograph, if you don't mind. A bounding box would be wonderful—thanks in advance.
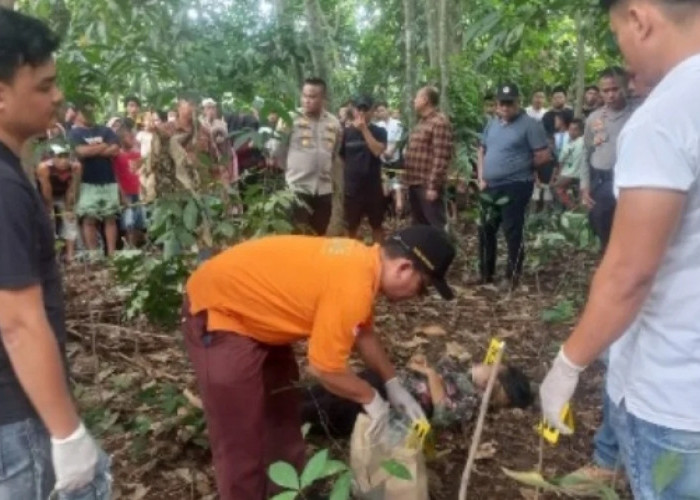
[403,110,454,189]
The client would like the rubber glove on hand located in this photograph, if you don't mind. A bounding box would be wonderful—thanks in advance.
[385,377,426,422]
[540,348,586,434]
[51,422,100,491]
[363,390,390,442]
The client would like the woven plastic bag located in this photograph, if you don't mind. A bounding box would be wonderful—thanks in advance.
[350,414,429,500]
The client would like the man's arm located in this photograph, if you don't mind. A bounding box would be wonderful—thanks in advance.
[36,163,53,212]
[353,117,386,158]
[533,147,552,167]
[427,118,454,192]
[65,162,82,211]
[354,327,397,381]
[102,144,120,157]
[0,285,80,438]
[562,188,686,366]
[74,143,108,159]
[309,366,375,405]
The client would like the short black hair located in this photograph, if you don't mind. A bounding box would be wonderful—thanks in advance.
[422,86,440,107]
[551,85,567,96]
[122,117,135,130]
[484,93,495,101]
[555,111,573,128]
[124,95,141,108]
[0,8,60,83]
[382,238,411,260]
[599,65,627,80]
[585,85,600,92]
[303,77,327,95]
[571,118,585,131]
[499,366,534,409]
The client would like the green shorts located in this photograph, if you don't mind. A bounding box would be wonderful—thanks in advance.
[76,183,121,220]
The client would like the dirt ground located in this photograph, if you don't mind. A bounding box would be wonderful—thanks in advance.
[63,223,631,499]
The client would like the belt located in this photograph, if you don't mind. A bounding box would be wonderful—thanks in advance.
[591,168,613,182]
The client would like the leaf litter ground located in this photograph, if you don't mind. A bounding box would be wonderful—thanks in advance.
[63,225,631,499]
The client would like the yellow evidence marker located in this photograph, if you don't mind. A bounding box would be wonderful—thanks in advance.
[406,418,435,457]
[535,403,575,445]
[483,338,505,365]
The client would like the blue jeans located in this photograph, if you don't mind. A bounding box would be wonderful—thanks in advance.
[610,400,700,499]
[593,352,619,469]
[0,419,111,500]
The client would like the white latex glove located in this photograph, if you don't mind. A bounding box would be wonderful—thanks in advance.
[363,390,390,443]
[540,348,586,434]
[385,377,426,422]
[51,422,100,491]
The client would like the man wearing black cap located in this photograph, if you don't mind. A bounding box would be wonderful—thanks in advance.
[341,96,387,242]
[182,225,455,499]
[477,83,550,287]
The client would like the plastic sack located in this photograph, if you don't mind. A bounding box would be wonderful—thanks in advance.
[350,414,429,500]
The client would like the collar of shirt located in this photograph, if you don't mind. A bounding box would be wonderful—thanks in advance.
[649,52,700,101]
[0,141,20,169]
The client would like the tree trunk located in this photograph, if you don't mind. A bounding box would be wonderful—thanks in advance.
[0,0,15,8]
[423,0,439,71]
[574,9,586,118]
[403,0,417,129]
[304,0,331,90]
[438,0,450,114]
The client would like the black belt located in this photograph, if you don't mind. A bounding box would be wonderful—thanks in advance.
[591,168,613,183]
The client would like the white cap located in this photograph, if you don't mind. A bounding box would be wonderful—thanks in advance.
[201,98,217,107]
[50,144,70,156]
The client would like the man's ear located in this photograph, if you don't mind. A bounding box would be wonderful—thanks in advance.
[629,3,654,42]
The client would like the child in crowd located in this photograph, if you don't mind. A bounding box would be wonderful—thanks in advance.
[301,353,534,438]
[36,144,82,262]
[113,125,146,247]
[555,119,585,210]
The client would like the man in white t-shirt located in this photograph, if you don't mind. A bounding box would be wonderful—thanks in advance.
[525,90,548,121]
[374,102,403,166]
[540,1,700,498]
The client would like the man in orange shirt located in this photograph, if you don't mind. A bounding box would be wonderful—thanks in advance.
[183,225,456,500]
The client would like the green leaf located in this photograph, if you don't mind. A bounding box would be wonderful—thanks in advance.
[319,459,349,480]
[268,462,300,491]
[329,471,352,500]
[381,459,412,481]
[495,196,510,206]
[183,199,199,231]
[269,492,298,500]
[300,449,328,489]
[501,468,558,491]
[654,452,682,495]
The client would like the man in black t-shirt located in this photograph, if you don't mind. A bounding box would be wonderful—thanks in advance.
[68,103,121,257]
[340,96,388,243]
[541,86,575,137]
[0,8,108,498]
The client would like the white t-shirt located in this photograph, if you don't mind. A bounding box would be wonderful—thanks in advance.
[526,106,547,121]
[607,53,700,432]
[376,118,403,163]
[136,131,153,159]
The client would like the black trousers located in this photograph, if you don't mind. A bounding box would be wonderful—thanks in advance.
[408,185,446,229]
[292,193,332,236]
[588,169,616,253]
[478,181,534,281]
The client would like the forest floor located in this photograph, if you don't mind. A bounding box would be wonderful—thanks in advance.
[63,220,632,500]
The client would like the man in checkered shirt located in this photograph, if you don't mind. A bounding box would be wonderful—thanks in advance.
[403,86,454,229]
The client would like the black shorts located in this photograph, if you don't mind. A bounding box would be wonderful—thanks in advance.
[344,183,385,231]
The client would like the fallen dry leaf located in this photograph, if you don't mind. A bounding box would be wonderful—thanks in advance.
[444,341,472,361]
[414,324,448,337]
[475,441,497,460]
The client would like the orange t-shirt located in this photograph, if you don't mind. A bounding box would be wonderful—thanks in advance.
[186,235,381,373]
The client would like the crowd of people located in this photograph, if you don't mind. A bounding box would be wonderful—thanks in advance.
[1,1,700,500]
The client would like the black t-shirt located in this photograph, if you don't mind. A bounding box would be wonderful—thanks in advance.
[541,108,574,137]
[0,141,67,425]
[340,124,387,197]
[68,125,118,185]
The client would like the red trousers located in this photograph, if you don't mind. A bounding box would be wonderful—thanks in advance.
[182,298,306,500]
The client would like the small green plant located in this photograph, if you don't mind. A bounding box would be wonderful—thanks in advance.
[479,192,509,226]
[502,467,620,499]
[541,299,575,324]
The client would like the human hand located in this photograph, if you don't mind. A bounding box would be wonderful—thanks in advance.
[407,354,431,375]
[385,378,426,422]
[581,188,595,209]
[352,111,367,130]
[539,348,585,435]
[362,390,390,442]
[51,422,100,491]
[425,188,439,202]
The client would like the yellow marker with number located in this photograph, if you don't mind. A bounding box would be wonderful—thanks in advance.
[483,338,505,365]
[406,418,432,451]
[535,403,575,445]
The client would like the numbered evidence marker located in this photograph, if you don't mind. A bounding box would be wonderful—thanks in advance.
[535,403,575,445]
[406,418,435,458]
[483,338,505,365]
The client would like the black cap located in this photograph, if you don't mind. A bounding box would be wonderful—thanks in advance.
[389,225,456,300]
[496,83,520,101]
[352,95,374,110]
